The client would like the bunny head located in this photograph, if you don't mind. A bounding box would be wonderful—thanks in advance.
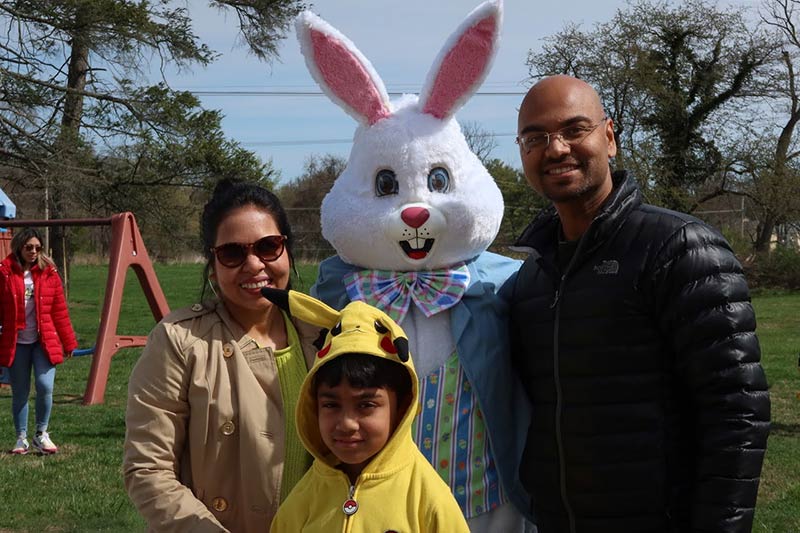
[296,1,505,271]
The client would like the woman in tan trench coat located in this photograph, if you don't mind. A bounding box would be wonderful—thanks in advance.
[124,180,318,532]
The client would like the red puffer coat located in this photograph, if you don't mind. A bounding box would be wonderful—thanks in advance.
[0,254,77,367]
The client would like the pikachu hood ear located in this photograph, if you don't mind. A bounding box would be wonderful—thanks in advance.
[263,288,412,366]
[262,288,340,330]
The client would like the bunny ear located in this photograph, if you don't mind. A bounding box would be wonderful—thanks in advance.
[419,0,502,120]
[295,11,392,126]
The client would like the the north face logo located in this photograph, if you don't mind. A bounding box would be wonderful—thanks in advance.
[593,260,619,275]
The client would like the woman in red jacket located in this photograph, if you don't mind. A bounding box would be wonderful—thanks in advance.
[0,228,77,455]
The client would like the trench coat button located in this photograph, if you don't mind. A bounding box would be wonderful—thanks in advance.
[191,303,203,312]
[221,421,235,436]
[222,343,234,358]
[211,497,228,512]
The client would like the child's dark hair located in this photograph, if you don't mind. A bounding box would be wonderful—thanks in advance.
[200,178,296,300]
[313,354,412,401]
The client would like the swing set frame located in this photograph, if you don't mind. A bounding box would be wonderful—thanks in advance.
[1,213,169,405]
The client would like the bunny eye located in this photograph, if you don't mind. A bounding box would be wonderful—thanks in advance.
[375,169,399,197]
[427,167,450,193]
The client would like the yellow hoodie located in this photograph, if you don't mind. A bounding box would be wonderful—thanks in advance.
[266,290,469,533]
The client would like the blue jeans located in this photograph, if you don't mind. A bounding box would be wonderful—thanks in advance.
[9,342,56,437]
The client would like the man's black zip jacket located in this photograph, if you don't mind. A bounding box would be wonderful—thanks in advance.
[506,170,770,533]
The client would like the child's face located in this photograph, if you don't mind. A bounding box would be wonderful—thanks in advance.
[317,380,400,480]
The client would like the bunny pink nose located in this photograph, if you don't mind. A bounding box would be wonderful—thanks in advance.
[401,207,430,228]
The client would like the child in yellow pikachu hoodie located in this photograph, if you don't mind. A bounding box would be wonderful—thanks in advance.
[265,289,469,533]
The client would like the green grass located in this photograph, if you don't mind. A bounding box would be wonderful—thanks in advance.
[750,292,800,532]
[0,263,318,532]
[0,265,798,531]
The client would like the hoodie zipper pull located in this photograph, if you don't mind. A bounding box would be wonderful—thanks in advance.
[550,274,567,309]
[550,289,560,309]
[342,484,358,516]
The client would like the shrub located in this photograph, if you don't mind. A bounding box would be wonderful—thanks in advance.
[744,245,800,290]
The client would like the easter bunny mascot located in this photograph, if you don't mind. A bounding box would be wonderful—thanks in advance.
[297,1,534,531]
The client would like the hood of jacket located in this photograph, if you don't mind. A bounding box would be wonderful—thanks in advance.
[261,289,420,476]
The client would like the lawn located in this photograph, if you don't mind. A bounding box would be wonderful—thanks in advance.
[0,264,798,532]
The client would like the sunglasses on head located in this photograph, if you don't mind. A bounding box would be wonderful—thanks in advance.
[24,244,42,252]
[211,235,287,268]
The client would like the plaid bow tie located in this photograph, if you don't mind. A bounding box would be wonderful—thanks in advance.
[344,265,470,323]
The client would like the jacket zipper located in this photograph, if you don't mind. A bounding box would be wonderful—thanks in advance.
[343,482,356,533]
[552,274,576,533]
[553,232,590,533]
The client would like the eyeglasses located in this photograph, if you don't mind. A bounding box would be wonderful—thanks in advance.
[211,235,287,268]
[24,244,42,252]
[516,117,608,154]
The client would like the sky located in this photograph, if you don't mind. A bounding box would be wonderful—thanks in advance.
[161,0,638,183]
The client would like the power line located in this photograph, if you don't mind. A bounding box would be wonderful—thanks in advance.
[188,90,526,97]
[243,139,352,147]
[179,86,525,146]
[241,132,517,147]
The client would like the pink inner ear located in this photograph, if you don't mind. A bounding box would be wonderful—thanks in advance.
[422,17,497,119]
[311,31,391,125]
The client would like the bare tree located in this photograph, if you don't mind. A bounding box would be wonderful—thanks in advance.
[527,0,775,213]
[278,154,346,262]
[461,121,498,165]
[742,0,800,251]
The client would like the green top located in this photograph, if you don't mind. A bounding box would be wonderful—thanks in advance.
[274,311,313,502]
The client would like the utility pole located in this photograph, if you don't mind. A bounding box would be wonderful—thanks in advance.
[44,174,50,253]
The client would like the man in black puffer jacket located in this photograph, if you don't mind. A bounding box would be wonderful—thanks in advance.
[505,75,770,533]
